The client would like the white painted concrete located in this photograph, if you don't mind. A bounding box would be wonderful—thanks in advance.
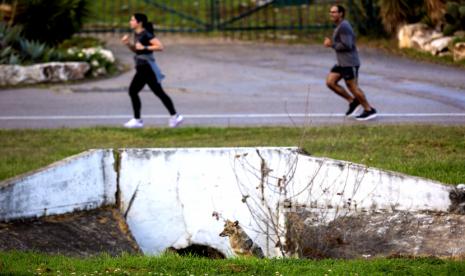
[118,148,294,257]
[289,156,452,214]
[117,148,453,257]
[0,147,454,258]
[0,149,116,221]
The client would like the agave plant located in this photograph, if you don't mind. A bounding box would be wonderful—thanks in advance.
[19,39,48,63]
[0,21,22,64]
[0,21,22,48]
[1,21,53,64]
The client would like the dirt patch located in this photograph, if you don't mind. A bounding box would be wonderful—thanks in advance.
[0,207,140,257]
[286,210,465,259]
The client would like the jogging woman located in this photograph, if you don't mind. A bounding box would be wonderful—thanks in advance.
[121,13,183,128]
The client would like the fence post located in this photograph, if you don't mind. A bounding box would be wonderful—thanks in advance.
[209,0,220,31]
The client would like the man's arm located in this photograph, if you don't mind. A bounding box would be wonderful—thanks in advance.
[332,24,355,52]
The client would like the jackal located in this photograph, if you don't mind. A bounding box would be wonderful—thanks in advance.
[219,220,264,258]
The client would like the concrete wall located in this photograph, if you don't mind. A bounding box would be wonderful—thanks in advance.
[118,147,298,257]
[289,155,452,215]
[0,147,455,258]
[0,149,116,221]
[117,148,453,257]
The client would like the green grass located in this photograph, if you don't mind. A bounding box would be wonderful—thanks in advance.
[1,251,465,275]
[1,125,464,184]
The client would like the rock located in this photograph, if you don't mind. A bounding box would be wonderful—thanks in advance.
[438,51,452,57]
[398,23,443,51]
[449,185,465,214]
[429,36,453,55]
[398,23,429,48]
[453,42,465,61]
[0,62,90,86]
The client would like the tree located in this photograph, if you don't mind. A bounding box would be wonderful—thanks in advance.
[378,0,446,34]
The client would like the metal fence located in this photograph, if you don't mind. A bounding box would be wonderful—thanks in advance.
[83,0,350,38]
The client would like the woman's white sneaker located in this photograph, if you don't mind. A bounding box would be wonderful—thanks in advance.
[169,114,184,128]
[124,118,144,128]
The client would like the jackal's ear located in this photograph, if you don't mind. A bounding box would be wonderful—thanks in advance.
[234,220,239,226]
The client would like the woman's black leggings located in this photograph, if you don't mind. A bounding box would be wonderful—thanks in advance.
[129,63,176,119]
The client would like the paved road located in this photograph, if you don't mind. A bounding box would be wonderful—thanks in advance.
[1,36,464,128]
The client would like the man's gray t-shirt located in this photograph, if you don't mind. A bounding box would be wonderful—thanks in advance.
[332,20,360,67]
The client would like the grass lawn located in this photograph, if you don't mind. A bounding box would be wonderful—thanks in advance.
[1,251,465,275]
[1,125,464,184]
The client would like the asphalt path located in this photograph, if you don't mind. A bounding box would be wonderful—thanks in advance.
[1,36,465,129]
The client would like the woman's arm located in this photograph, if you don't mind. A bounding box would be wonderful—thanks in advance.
[135,37,164,52]
[121,34,137,53]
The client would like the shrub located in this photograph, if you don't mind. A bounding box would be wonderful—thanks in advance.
[63,46,116,77]
[348,0,386,37]
[443,1,465,36]
[7,0,90,46]
[58,36,104,50]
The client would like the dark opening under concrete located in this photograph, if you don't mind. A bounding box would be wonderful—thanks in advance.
[168,245,226,259]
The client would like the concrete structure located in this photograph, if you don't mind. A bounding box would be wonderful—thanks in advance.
[0,149,116,221]
[0,147,461,258]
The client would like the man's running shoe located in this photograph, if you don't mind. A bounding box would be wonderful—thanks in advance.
[355,108,377,121]
[345,99,361,117]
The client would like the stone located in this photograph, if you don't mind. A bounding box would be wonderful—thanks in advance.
[398,23,429,49]
[429,36,453,55]
[453,42,465,62]
[398,23,443,52]
[0,62,90,86]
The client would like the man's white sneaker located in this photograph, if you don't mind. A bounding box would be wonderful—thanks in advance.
[169,114,184,128]
[124,118,144,128]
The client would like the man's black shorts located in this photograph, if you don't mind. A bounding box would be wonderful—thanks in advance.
[330,65,359,81]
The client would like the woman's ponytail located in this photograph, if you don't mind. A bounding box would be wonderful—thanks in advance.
[134,13,154,34]
[143,21,154,34]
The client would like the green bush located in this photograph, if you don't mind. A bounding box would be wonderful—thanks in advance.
[56,36,117,77]
[57,36,104,50]
[63,46,116,77]
[348,0,386,37]
[8,0,90,46]
[444,1,465,36]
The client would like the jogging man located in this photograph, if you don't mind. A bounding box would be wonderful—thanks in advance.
[324,5,377,121]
